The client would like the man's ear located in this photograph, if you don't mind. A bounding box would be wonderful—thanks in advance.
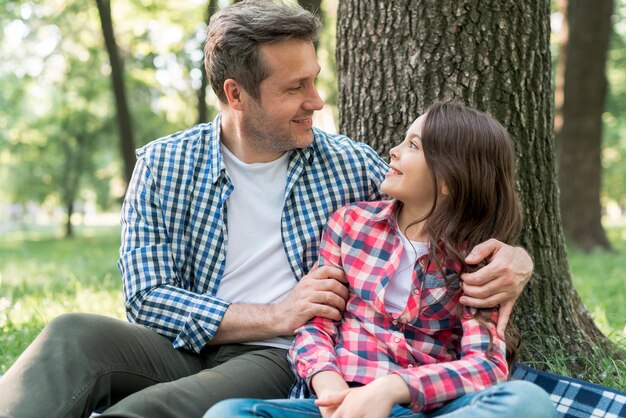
[223,79,244,111]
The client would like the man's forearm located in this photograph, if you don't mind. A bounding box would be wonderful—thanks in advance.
[208,303,287,345]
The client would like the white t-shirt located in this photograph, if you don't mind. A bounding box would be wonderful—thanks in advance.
[384,230,429,314]
[216,144,297,349]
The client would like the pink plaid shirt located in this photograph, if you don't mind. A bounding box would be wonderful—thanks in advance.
[288,200,508,412]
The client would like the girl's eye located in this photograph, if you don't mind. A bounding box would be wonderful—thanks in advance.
[409,142,419,149]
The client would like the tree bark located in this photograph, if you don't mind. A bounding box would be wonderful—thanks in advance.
[336,0,608,374]
[556,0,614,252]
[95,0,136,186]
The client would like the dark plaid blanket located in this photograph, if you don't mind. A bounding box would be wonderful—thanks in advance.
[512,364,626,418]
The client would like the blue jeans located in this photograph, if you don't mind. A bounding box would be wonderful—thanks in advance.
[204,380,556,418]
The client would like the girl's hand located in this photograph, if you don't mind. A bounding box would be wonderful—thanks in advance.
[311,371,350,418]
[315,375,410,418]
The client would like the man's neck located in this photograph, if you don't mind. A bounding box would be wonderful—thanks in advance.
[220,110,285,164]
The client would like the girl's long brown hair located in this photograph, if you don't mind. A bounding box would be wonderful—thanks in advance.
[407,100,523,367]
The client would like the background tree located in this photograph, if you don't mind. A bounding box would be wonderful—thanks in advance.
[96,0,136,186]
[555,0,614,252]
[336,0,611,376]
[197,0,218,124]
[600,1,626,218]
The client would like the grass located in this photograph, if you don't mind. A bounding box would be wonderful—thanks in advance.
[0,222,625,392]
[0,224,125,372]
[568,224,626,341]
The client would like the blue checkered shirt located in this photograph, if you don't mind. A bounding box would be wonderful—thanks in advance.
[118,114,388,353]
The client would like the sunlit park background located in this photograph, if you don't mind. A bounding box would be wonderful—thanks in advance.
[1,0,625,391]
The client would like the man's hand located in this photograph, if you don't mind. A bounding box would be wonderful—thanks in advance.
[275,265,349,335]
[460,239,533,338]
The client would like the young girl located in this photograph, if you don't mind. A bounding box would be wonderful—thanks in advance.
[205,101,555,418]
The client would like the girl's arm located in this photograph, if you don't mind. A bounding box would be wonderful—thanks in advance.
[288,206,350,393]
[392,306,508,412]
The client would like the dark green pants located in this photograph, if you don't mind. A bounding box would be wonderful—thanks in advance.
[0,313,294,418]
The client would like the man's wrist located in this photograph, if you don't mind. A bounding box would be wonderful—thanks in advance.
[268,302,291,336]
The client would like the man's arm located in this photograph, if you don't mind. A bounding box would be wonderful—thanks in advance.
[208,265,348,345]
[460,239,533,338]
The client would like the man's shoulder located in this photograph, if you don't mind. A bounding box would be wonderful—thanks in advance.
[311,128,381,162]
[136,122,215,163]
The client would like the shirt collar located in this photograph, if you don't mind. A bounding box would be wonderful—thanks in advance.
[208,113,224,184]
[371,199,402,224]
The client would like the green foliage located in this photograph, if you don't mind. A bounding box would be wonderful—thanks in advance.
[0,0,213,218]
[604,0,626,207]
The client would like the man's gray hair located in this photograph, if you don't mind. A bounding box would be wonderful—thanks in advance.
[204,0,322,104]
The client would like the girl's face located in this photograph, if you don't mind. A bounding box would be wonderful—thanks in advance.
[381,114,440,216]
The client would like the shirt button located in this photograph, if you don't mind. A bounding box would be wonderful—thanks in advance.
[392,320,398,325]
[408,364,414,368]
[394,337,400,343]
[307,368,314,375]
[413,288,420,295]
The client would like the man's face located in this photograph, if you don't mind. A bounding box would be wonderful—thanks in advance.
[240,38,324,155]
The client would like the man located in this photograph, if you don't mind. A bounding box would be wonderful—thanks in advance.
[0,1,532,417]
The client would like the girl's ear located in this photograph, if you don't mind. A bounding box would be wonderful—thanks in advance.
[440,182,449,196]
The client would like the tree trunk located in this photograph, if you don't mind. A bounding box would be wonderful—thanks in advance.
[96,0,136,186]
[336,0,608,374]
[556,0,613,252]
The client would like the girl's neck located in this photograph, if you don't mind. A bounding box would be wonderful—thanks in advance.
[396,204,429,242]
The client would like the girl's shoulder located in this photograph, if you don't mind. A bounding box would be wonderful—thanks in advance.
[339,199,397,218]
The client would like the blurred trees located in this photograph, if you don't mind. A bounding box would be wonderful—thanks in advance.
[336,0,608,375]
[1,0,213,236]
[96,0,136,185]
[603,1,626,216]
[1,0,626,240]
[556,0,614,252]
